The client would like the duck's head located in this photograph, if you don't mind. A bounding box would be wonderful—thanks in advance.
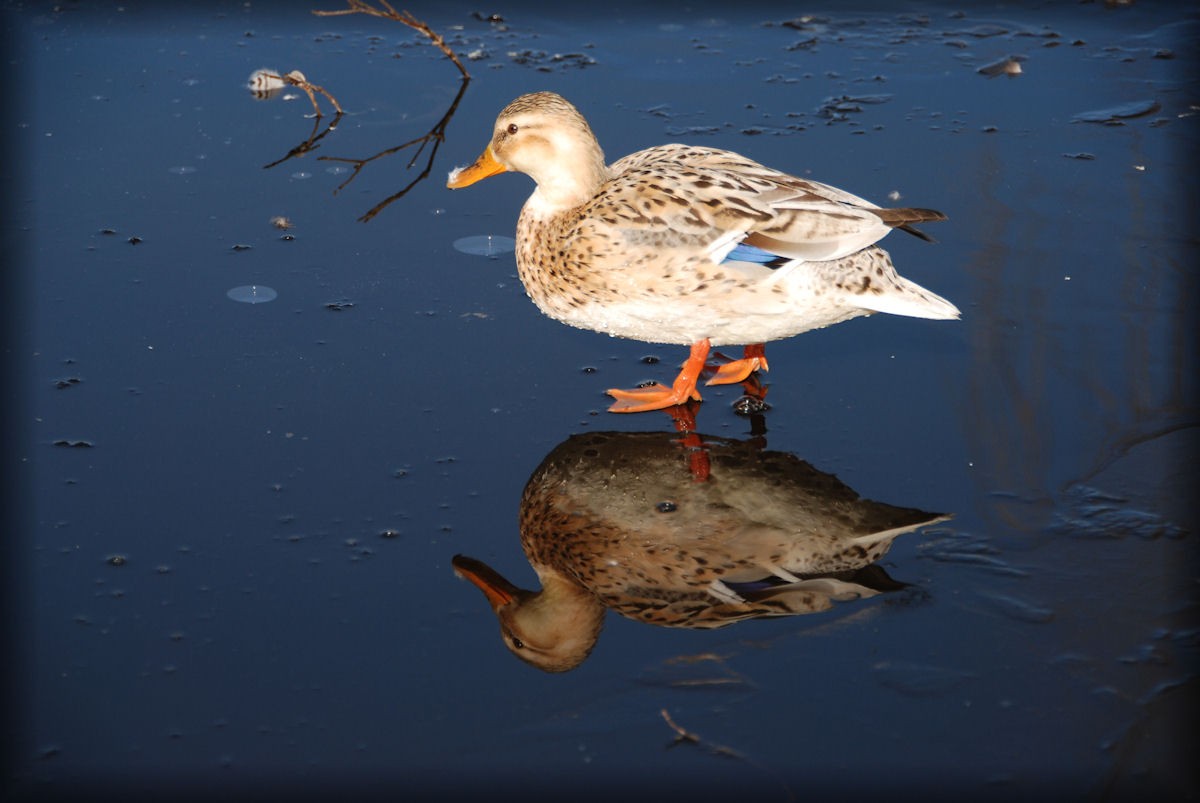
[446,91,607,208]
[451,554,606,673]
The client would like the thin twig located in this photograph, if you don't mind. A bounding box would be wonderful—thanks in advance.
[302,2,472,218]
[313,1,471,80]
[258,70,344,118]
[262,112,343,170]
[660,709,701,746]
[659,709,796,801]
[291,74,344,116]
[319,78,469,221]
[659,709,742,757]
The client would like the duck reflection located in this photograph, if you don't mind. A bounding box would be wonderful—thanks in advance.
[453,428,948,672]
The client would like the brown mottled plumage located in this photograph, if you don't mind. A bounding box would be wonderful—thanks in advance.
[448,91,959,412]
[453,431,949,672]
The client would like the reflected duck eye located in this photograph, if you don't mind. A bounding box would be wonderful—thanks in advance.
[509,634,525,649]
[506,123,519,135]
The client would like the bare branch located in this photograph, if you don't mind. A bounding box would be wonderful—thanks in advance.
[292,2,473,217]
[660,709,701,745]
[262,112,343,170]
[313,1,470,80]
[660,709,742,756]
[318,78,469,221]
[254,69,344,118]
[288,72,344,117]
[658,709,796,801]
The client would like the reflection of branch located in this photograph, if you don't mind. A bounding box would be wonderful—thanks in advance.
[303,2,471,219]
[262,112,344,170]
[660,709,744,758]
[287,72,344,116]
[318,78,469,222]
[254,69,343,117]
[659,709,796,802]
[313,1,471,80]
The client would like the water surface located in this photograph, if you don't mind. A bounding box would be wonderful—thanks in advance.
[6,1,1197,799]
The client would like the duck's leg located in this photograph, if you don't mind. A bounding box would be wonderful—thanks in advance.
[663,400,701,434]
[705,343,769,386]
[607,340,710,413]
[664,401,711,482]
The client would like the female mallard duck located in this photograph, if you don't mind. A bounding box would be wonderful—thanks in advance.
[453,430,949,672]
[447,91,959,412]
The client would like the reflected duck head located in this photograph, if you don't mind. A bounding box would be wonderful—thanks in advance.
[452,554,606,673]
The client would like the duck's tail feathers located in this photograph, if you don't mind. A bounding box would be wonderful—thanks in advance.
[871,207,947,243]
[856,276,961,320]
[851,513,953,550]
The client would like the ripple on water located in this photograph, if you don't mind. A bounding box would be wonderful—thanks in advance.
[227,285,278,304]
[1051,485,1185,540]
[916,530,1030,577]
[974,589,1055,624]
[453,235,516,258]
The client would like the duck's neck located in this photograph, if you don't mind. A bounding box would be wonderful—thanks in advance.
[525,143,608,214]
[522,571,607,661]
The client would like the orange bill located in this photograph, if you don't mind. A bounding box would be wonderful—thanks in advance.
[446,147,507,189]
[452,554,519,610]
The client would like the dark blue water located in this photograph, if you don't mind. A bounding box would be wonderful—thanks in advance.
[6,1,1196,799]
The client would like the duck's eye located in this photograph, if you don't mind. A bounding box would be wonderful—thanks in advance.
[506,123,519,136]
[509,634,525,649]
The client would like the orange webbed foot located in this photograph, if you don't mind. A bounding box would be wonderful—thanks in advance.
[705,344,769,386]
[607,339,712,413]
[607,383,702,413]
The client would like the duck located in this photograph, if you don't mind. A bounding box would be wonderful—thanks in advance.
[447,91,960,413]
[453,430,949,672]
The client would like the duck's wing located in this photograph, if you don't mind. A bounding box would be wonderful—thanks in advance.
[603,145,944,263]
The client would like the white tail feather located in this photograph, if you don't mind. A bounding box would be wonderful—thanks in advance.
[853,277,961,320]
